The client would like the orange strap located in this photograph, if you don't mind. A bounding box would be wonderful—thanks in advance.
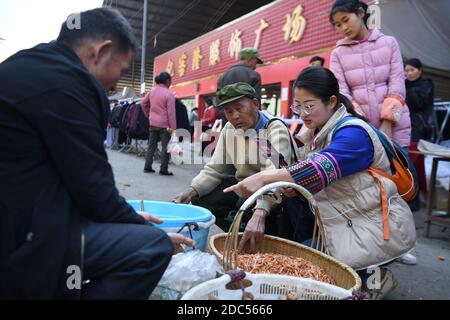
[368,168,390,240]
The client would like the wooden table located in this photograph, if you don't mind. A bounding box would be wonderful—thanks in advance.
[424,156,450,237]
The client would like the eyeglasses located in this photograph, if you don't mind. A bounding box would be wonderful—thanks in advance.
[290,103,316,115]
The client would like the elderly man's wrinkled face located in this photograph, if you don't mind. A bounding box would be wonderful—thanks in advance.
[223,97,259,131]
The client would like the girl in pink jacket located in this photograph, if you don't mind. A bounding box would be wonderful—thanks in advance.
[329,0,411,147]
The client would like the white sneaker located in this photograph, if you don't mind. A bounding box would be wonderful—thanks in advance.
[395,253,417,265]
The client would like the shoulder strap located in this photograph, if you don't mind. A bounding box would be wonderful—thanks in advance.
[331,116,359,137]
[264,118,298,163]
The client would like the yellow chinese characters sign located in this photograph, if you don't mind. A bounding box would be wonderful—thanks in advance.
[209,40,221,66]
[192,47,203,71]
[178,52,187,77]
[166,59,174,77]
[254,19,269,49]
[282,5,307,43]
[228,29,242,60]
[163,4,309,78]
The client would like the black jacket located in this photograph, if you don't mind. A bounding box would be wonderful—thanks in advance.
[405,77,434,141]
[175,99,190,131]
[0,41,146,299]
[217,63,262,99]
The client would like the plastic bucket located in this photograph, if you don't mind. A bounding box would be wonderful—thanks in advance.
[127,200,215,251]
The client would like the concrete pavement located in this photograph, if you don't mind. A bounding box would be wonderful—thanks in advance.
[107,148,450,300]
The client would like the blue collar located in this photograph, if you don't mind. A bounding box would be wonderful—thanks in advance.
[254,111,270,132]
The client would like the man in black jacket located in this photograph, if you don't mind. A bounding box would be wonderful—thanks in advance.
[217,48,263,101]
[0,8,193,299]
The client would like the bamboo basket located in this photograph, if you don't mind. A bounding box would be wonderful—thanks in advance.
[210,182,361,292]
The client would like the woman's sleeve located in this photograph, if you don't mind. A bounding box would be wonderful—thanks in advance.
[140,92,150,118]
[387,38,406,99]
[286,126,374,194]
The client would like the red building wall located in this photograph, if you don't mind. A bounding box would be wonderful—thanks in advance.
[153,0,341,117]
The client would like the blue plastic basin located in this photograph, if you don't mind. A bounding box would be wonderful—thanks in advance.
[127,200,215,251]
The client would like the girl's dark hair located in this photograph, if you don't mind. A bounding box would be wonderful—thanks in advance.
[329,0,371,27]
[405,58,423,70]
[293,67,367,121]
[155,72,172,84]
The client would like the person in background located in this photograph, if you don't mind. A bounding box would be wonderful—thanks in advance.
[200,98,222,153]
[175,99,190,132]
[330,0,416,265]
[142,72,176,176]
[261,102,274,119]
[218,48,263,100]
[404,58,435,212]
[405,58,435,143]
[189,107,199,140]
[309,56,325,67]
[201,98,221,129]
[0,7,193,300]
[329,0,411,148]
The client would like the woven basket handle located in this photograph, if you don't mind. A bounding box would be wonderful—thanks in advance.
[237,181,318,212]
[222,182,328,271]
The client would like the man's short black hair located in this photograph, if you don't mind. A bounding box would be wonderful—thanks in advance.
[309,56,325,66]
[57,7,137,54]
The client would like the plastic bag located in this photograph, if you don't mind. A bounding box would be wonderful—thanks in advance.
[167,136,183,165]
[150,250,224,300]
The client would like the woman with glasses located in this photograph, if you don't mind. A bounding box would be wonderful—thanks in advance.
[225,67,416,299]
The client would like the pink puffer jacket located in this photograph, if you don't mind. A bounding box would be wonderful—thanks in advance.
[330,28,411,147]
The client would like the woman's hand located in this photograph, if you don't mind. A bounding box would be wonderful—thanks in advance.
[223,172,267,198]
[238,209,266,253]
[223,168,293,198]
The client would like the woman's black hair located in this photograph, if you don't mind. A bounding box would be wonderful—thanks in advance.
[405,58,423,70]
[329,0,371,27]
[155,72,172,84]
[293,67,367,122]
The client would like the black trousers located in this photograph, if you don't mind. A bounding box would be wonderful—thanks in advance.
[80,218,172,300]
[145,126,171,172]
[191,177,241,232]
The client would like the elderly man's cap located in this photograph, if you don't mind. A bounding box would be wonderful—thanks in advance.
[216,82,257,108]
[239,47,264,64]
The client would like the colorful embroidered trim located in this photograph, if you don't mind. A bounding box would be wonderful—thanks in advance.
[287,152,342,194]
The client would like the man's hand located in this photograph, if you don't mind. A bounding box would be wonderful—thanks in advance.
[167,128,174,135]
[171,187,199,204]
[168,233,196,254]
[136,211,163,224]
[238,209,266,253]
